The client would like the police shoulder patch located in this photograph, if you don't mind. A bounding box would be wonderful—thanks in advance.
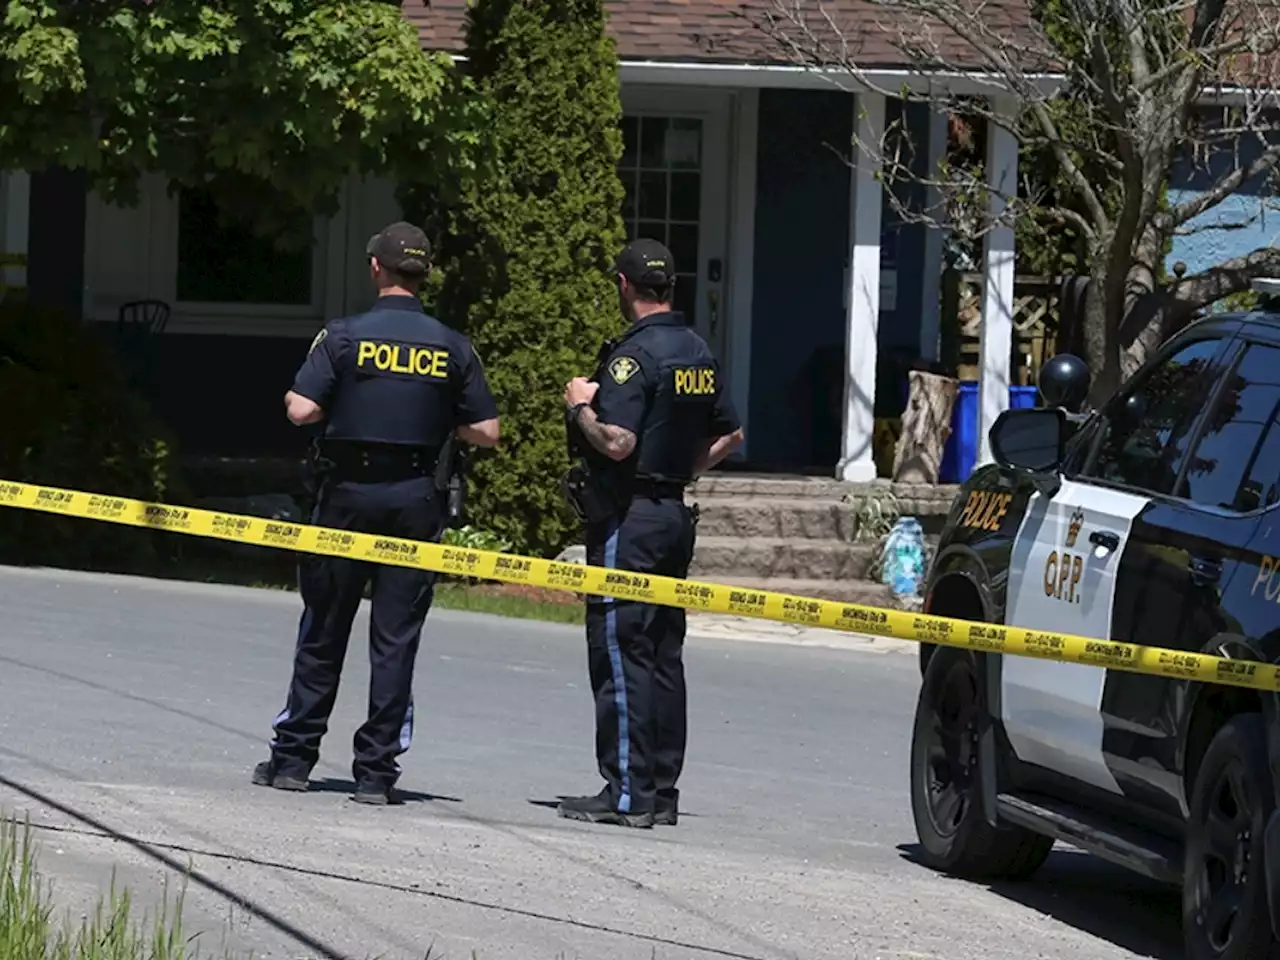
[308,327,328,355]
[608,355,640,385]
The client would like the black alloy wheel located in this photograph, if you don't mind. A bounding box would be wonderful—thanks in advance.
[922,653,980,839]
[909,646,1053,879]
[1184,713,1277,960]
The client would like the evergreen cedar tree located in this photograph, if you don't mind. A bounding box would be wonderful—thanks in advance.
[423,0,628,557]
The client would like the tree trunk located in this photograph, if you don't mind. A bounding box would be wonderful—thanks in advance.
[1084,250,1136,408]
[893,370,960,484]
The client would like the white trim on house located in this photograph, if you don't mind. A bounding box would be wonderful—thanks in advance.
[976,98,1019,468]
[618,58,1260,105]
[448,54,1067,97]
[727,88,759,460]
[620,61,1067,96]
[837,92,886,483]
[81,173,401,338]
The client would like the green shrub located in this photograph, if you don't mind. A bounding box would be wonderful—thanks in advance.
[0,304,186,572]
[406,0,627,559]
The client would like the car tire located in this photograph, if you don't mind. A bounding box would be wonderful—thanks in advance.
[1183,713,1277,960]
[910,646,1053,881]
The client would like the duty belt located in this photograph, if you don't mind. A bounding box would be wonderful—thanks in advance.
[322,443,440,483]
[629,477,687,500]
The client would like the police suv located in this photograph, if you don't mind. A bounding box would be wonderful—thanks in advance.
[911,279,1280,960]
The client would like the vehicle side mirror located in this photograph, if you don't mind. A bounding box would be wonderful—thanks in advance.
[990,407,1067,475]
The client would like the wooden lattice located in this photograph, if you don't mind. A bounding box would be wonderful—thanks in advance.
[943,271,1061,386]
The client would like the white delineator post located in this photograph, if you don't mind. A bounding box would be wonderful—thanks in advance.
[837,92,885,483]
[976,102,1018,468]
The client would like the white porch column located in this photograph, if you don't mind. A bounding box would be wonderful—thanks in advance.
[976,102,1018,467]
[837,92,885,483]
[919,108,949,362]
[0,171,30,299]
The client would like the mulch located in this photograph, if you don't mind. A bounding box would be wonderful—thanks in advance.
[447,580,583,607]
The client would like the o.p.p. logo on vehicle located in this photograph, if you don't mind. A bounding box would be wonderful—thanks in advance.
[1043,507,1086,604]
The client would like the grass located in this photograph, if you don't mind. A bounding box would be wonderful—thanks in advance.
[0,815,203,960]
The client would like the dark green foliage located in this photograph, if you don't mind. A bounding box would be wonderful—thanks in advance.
[1,0,482,242]
[405,0,627,557]
[0,305,186,571]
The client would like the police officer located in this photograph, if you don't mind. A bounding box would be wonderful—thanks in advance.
[252,221,500,805]
[559,238,744,829]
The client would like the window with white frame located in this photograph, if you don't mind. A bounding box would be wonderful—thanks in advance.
[174,186,314,306]
[619,115,703,325]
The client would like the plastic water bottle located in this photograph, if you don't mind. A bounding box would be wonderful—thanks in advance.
[882,517,925,599]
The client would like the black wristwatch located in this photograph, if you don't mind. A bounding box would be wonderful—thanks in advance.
[569,402,590,426]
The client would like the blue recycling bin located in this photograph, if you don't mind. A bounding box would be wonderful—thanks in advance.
[939,382,1039,483]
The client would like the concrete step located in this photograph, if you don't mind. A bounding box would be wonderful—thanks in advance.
[695,498,953,541]
[695,499,857,541]
[695,576,905,608]
[690,536,883,581]
[691,474,961,514]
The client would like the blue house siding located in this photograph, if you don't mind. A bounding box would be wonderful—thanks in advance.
[1166,106,1280,281]
[747,90,930,470]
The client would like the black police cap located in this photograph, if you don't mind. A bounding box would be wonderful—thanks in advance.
[614,239,675,288]
[366,222,431,276]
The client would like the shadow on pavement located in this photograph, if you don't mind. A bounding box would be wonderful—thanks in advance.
[526,798,700,820]
[308,777,461,804]
[898,842,1182,959]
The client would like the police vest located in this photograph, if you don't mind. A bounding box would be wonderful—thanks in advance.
[634,349,723,484]
[597,321,723,486]
[323,307,462,450]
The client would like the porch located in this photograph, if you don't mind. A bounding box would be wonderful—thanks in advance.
[0,73,1035,485]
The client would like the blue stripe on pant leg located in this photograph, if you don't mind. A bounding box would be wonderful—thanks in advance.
[604,525,632,814]
[399,696,414,752]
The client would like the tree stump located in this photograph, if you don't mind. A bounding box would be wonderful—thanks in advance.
[892,370,959,484]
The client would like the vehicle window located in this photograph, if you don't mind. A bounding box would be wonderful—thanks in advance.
[1236,416,1280,511]
[1085,338,1226,494]
[1180,343,1280,509]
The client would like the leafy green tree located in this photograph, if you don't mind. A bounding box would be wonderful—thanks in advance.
[1,0,482,239]
[406,0,627,557]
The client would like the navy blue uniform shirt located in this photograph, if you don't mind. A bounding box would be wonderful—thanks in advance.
[592,311,739,484]
[292,294,497,449]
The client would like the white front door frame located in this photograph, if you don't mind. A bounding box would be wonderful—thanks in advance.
[619,85,734,361]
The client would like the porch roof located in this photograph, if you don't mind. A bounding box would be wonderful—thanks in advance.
[402,0,1049,74]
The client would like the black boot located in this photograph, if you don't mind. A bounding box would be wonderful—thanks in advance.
[351,780,401,806]
[557,788,653,829]
[251,759,309,792]
[654,790,679,826]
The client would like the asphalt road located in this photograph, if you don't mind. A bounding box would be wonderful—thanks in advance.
[0,565,1185,960]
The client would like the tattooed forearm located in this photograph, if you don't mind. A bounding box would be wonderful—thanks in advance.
[578,406,637,461]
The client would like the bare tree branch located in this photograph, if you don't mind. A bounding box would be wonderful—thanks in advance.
[1169,245,1280,311]
[1164,142,1280,227]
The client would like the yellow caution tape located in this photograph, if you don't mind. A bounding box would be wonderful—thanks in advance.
[1,478,1277,693]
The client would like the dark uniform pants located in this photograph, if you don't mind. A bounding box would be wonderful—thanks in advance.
[269,476,442,789]
[585,496,697,815]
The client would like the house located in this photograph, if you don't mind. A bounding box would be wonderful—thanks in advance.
[0,1,1242,480]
